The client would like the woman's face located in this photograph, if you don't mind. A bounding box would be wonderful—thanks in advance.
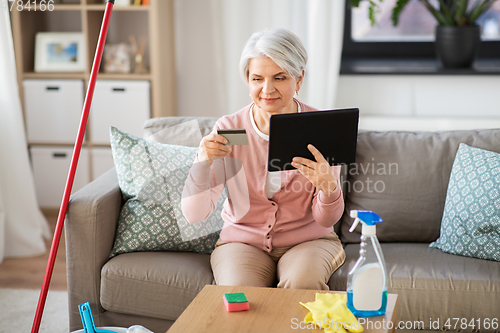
[248,56,303,116]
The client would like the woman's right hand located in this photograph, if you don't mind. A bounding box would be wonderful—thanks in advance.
[198,133,232,165]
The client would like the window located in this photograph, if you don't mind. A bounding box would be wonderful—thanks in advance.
[352,0,436,41]
[343,0,500,60]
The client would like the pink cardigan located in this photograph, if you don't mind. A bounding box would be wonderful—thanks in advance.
[181,100,344,252]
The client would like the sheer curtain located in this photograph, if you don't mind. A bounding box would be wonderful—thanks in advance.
[0,11,49,263]
[174,0,345,117]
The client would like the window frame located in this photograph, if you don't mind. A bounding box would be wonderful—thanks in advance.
[341,0,500,61]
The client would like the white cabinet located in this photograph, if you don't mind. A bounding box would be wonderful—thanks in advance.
[30,146,89,208]
[23,79,152,207]
[90,80,151,144]
[91,147,115,180]
[23,79,84,143]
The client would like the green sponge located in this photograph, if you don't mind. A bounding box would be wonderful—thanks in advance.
[224,292,249,312]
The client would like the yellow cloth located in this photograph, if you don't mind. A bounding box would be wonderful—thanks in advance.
[300,293,364,333]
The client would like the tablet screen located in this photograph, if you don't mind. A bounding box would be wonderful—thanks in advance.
[268,108,359,171]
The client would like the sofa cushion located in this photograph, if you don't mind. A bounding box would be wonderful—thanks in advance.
[109,127,226,257]
[101,252,214,321]
[143,117,218,146]
[329,243,500,330]
[430,144,500,261]
[341,129,500,244]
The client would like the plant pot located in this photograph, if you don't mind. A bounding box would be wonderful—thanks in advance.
[435,25,480,68]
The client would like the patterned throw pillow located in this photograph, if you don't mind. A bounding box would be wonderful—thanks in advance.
[430,143,500,261]
[109,126,226,258]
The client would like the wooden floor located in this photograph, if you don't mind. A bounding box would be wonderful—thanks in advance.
[0,210,67,291]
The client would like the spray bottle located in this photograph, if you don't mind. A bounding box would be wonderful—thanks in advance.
[346,210,388,317]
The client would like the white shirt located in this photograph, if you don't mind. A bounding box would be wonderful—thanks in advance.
[249,101,302,199]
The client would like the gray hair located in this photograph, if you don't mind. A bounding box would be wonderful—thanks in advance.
[239,28,307,82]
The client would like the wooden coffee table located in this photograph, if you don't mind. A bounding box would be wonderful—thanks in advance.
[167,285,398,333]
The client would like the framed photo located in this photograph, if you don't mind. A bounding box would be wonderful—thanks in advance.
[114,0,131,6]
[35,32,86,72]
[104,43,133,74]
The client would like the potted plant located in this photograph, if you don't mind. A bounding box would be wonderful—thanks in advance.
[349,0,498,68]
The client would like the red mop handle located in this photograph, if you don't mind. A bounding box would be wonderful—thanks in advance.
[31,1,115,333]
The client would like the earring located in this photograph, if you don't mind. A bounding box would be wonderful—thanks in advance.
[295,90,299,96]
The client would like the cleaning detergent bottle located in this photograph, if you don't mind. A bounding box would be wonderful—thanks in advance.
[346,210,388,317]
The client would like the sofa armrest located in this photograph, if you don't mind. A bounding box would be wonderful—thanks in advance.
[65,168,122,331]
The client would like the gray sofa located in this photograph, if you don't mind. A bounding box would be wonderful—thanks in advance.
[65,117,500,333]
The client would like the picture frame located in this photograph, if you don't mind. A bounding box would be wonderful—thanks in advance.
[103,43,133,74]
[114,0,131,6]
[35,32,86,72]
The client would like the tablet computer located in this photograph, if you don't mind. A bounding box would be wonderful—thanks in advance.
[268,108,359,171]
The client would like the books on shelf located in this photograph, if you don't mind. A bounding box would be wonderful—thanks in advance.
[114,0,149,6]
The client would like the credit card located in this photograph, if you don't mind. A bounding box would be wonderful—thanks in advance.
[217,129,248,145]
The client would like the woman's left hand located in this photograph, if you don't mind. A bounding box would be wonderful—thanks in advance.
[291,144,337,194]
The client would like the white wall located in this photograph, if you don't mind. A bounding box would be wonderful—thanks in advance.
[174,0,309,118]
[174,0,229,118]
[335,75,500,131]
[173,0,344,117]
[336,75,500,117]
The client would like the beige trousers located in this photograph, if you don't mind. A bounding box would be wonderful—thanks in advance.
[210,232,346,290]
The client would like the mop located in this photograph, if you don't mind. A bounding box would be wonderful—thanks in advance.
[31,1,115,332]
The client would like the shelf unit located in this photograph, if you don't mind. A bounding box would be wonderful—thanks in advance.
[10,0,176,207]
[11,0,176,119]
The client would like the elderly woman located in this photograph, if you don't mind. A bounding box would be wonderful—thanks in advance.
[182,28,345,290]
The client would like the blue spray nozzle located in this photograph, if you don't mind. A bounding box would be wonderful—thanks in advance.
[351,210,383,225]
[349,210,383,233]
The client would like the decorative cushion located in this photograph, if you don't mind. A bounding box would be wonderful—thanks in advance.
[142,117,219,146]
[430,143,500,261]
[109,126,226,258]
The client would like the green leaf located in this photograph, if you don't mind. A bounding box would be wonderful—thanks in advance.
[391,0,410,26]
[469,0,496,23]
[449,0,457,18]
[438,0,457,25]
[421,0,450,25]
[368,0,382,26]
[369,5,375,25]
[441,0,455,15]
[454,0,469,25]
[349,0,363,7]
[466,1,482,22]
